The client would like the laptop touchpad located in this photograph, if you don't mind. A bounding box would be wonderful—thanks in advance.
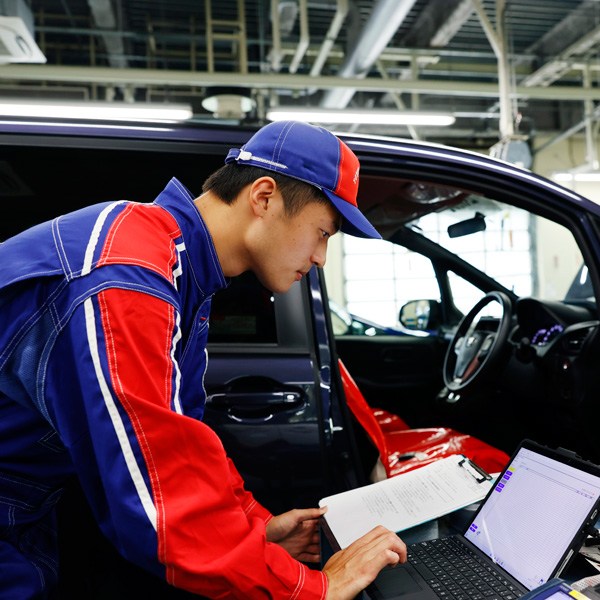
[371,565,432,600]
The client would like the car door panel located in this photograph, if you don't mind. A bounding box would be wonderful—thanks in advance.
[335,335,448,427]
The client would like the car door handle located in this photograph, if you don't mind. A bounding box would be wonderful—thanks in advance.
[207,390,303,408]
[205,376,304,421]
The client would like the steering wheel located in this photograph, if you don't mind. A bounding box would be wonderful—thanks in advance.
[443,291,513,393]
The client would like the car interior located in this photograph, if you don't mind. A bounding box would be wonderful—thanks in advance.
[329,171,600,466]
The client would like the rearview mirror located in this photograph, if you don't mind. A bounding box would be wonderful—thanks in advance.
[399,299,442,331]
[447,212,486,238]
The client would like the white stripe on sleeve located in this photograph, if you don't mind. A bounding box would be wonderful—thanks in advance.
[84,297,158,530]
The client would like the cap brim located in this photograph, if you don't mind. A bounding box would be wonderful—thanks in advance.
[324,189,382,239]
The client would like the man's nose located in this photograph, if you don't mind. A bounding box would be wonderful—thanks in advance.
[311,240,328,268]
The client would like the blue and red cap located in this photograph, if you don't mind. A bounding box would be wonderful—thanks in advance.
[225,120,381,239]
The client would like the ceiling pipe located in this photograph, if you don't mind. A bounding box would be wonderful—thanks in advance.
[471,0,513,138]
[532,105,600,155]
[8,65,600,101]
[582,64,599,170]
[270,0,282,71]
[309,0,348,77]
[288,0,309,74]
[86,0,128,69]
[320,0,419,109]
[375,58,420,140]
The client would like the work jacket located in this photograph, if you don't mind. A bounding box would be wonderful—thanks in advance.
[0,178,327,600]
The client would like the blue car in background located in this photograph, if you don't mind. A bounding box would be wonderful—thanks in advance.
[329,299,407,336]
[1,117,600,595]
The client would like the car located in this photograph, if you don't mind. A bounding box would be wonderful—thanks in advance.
[329,299,406,336]
[1,117,600,592]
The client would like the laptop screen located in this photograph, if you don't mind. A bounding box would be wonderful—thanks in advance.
[463,445,600,590]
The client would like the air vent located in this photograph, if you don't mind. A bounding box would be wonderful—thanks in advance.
[0,17,46,64]
[563,326,595,354]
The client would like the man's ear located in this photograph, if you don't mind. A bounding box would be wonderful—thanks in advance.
[248,176,278,217]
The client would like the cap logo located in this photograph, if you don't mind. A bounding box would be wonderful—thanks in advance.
[353,166,360,185]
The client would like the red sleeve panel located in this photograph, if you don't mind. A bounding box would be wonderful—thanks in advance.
[95,287,327,599]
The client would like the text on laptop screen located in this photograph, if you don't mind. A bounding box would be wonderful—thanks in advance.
[464,447,600,590]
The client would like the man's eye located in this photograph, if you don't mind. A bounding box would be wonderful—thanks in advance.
[322,230,330,238]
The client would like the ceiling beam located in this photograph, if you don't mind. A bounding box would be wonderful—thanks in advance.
[522,0,600,87]
[400,0,474,48]
[4,64,600,101]
[523,22,600,87]
[526,0,599,58]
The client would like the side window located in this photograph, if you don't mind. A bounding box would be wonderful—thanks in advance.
[208,272,277,344]
[326,235,441,333]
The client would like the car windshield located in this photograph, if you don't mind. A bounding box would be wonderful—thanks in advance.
[407,194,587,304]
[334,181,594,330]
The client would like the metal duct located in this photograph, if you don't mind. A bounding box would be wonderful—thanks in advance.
[321,0,418,108]
[87,0,128,69]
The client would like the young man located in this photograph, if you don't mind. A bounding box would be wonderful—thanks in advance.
[0,121,406,599]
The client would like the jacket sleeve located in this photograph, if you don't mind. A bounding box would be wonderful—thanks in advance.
[47,286,327,600]
[227,456,274,524]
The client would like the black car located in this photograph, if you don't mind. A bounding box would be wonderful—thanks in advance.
[2,118,600,594]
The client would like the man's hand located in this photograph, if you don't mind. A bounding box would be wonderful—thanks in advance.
[323,525,407,600]
[266,507,327,562]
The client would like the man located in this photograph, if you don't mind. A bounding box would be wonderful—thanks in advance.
[0,120,406,599]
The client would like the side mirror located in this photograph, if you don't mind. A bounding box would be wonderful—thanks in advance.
[399,299,442,331]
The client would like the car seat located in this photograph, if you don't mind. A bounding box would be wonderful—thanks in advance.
[338,359,509,479]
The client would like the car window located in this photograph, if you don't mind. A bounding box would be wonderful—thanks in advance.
[208,272,277,344]
[341,236,441,329]
[330,306,352,336]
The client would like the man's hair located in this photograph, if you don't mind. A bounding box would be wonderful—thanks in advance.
[202,163,330,217]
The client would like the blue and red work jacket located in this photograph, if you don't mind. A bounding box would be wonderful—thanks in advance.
[0,178,327,600]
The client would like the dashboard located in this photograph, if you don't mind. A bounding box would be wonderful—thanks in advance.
[515,298,598,353]
[530,323,564,346]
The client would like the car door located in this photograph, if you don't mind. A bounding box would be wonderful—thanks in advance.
[203,270,358,514]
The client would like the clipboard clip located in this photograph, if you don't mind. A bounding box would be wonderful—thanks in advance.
[458,457,492,483]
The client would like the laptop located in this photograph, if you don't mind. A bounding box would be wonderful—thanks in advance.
[365,439,600,600]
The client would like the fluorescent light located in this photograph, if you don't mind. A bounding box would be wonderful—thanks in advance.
[0,100,193,122]
[267,108,456,126]
[0,120,174,132]
[553,172,600,182]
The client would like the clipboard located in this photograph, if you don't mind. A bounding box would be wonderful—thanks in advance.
[458,456,493,483]
[319,454,494,550]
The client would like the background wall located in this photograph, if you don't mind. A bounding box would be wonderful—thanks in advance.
[533,134,600,204]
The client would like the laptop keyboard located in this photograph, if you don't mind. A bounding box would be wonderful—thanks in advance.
[408,538,521,600]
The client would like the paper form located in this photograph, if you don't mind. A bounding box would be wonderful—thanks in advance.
[319,454,493,549]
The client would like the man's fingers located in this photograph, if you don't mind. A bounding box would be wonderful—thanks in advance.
[292,506,327,522]
[322,526,408,600]
[344,525,407,564]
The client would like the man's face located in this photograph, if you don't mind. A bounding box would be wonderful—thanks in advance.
[249,192,341,294]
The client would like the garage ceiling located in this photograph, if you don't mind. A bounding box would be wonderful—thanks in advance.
[3,0,600,151]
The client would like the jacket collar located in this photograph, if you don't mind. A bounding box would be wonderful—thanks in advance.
[153,177,229,296]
